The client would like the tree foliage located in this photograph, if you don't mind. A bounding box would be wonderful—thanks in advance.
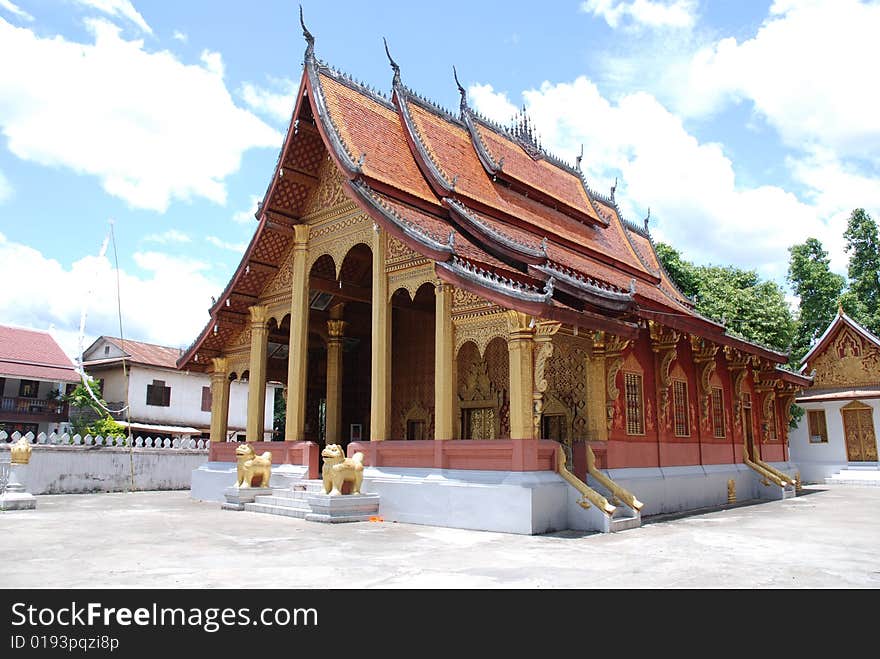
[64,377,124,437]
[842,208,880,335]
[786,238,845,363]
[655,243,795,351]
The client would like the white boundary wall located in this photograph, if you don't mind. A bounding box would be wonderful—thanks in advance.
[1,431,208,494]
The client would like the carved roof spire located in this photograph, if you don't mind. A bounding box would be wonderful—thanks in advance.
[576,144,584,171]
[644,207,650,231]
[453,65,467,112]
[383,37,401,87]
[610,176,617,201]
[299,5,314,60]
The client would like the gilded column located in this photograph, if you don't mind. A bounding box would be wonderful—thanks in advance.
[586,337,608,441]
[285,224,310,441]
[209,356,230,444]
[507,311,535,440]
[532,320,562,438]
[370,225,391,441]
[246,305,270,442]
[434,281,455,440]
[325,304,347,445]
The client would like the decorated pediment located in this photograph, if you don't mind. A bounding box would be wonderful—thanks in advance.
[810,326,880,388]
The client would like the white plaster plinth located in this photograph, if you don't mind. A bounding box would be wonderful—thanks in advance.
[304,493,380,523]
[191,462,310,502]
[222,486,275,511]
[0,491,36,511]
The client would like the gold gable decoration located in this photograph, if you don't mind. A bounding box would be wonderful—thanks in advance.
[810,327,880,389]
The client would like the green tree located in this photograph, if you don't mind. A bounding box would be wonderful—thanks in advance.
[787,238,845,363]
[843,208,880,334]
[64,377,123,437]
[654,242,700,299]
[273,386,286,440]
[656,245,795,351]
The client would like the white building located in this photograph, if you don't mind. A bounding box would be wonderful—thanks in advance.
[82,336,279,441]
[790,311,879,483]
[0,324,80,437]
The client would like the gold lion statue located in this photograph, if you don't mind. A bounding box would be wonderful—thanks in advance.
[235,443,272,488]
[321,444,364,496]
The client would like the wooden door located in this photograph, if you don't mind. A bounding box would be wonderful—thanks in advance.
[841,402,878,462]
[462,407,497,440]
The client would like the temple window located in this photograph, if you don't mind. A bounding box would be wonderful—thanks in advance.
[146,379,171,407]
[807,410,828,443]
[711,387,725,438]
[672,379,690,437]
[624,372,644,435]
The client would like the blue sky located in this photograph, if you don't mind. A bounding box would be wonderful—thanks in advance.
[0,0,878,357]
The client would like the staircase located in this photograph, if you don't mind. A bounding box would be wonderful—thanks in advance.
[243,480,324,519]
[825,463,880,486]
[608,499,641,532]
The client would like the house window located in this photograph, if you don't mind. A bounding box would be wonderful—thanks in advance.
[19,380,40,398]
[711,387,725,438]
[146,380,171,407]
[201,386,212,412]
[673,380,690,437]
[624,372,644,435]
[807,410,828,443]
[104,345,110,356]
[0,377,5,397]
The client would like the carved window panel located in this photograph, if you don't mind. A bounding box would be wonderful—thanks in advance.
[807,410,828,443]
[672,379,689,437]
[624,372,644,436]
[711,387,725,438]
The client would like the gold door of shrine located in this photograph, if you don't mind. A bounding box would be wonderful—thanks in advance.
[841,401,878,462]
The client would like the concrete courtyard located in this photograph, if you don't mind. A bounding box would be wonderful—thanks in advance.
[2,484,879,588]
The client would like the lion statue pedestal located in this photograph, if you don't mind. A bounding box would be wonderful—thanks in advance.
[222,444,275,511]
[303,444,380,523]
[1,436,37,511]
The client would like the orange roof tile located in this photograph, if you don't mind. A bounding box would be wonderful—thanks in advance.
[319,73,437,206]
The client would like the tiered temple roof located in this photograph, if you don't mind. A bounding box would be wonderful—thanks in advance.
[177,13,809,386]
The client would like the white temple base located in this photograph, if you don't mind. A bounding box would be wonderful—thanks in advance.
[222,486,275,511]
[304,493,381,523]
[190,462,310,502]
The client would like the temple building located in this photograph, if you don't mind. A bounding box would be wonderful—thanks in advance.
[182,17,811,533]
[790,309,879,484]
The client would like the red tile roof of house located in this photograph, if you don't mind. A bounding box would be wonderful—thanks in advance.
[87,337,182,369]
[0,325,80,383]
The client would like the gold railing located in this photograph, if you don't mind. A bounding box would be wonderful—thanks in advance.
[556,446,615,516]
[586,445,644,511]
[743,445,789,487]
[753,454,795,487]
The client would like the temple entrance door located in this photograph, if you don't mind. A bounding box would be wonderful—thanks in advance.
[842,401,878,462]
[462,407,497,440]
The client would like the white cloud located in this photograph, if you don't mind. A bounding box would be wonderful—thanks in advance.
[0,169,12,203]
[206,235,247,253]
[470,77,847,281]
[172,30,187,43]
[0,232,221,358]
[142,229,191,244]
[681,0,880,159]
[240,78,297,124]
[581,0,697,30]
[0,18,281,212]
[72,0,152,34]
[232,194,262,224]
[199,49,223,78]
[0,0,33,22]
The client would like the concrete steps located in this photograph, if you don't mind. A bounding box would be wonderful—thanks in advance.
[242,480,324,519]
[825,465,880,486]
